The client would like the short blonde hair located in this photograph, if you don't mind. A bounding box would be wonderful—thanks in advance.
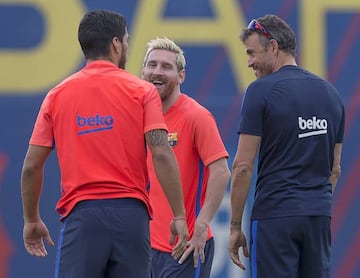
[143,37,186,71]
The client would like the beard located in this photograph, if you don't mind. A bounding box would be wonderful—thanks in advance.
[117,42,127,69]
[159,80,177,101]
[255,62,274,79]
[118,51,126,69]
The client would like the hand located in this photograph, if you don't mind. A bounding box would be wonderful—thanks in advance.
[23,220,54,257]
[228,227,248,270]
[178,222,208,267]
[169,218,189,260]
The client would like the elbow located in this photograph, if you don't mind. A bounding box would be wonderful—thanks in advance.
[219,167,231,188]
[151,147,171,163]
[219,163,231,183]
[232,161,253,179]
[21,164,37,181]
[210,159,231,185]
[21,159,43,179]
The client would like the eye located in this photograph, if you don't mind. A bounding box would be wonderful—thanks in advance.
[146,62,157,68]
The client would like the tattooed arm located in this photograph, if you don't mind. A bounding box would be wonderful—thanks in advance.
[145,129,188,257]
[145,129,186,218]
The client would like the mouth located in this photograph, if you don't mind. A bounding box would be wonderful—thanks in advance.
[151,80,165,88]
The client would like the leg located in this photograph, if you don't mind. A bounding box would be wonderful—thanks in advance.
[55,206,111,278]
[299,216,331,278]
[105,199,151,278]
[250,218,302,278]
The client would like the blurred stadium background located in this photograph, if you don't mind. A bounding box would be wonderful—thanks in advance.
[0,0,359,277]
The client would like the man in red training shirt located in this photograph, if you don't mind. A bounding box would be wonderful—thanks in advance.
[142,37,230,278]
[21,10,188,278]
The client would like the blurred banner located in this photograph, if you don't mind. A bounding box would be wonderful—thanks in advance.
[0,1,359,277]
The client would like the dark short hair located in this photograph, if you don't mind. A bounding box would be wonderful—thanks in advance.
[78,10,127,59]
[240,14,296,57]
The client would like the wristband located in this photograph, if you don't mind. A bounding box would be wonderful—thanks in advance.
[173,217,186,221]
[230,220,241,226]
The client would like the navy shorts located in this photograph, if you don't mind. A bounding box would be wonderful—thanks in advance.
[54,198,151,278]
[150,237,215,278]
[250,216,331,278]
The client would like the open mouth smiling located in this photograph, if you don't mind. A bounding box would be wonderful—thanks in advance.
[152,80,165,87]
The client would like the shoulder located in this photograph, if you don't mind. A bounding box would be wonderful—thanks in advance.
[180,94,214,119]
[246,75,276,93]
[176,95,221,133]
[119,70,156,92]
[48,71,82,95]
[243,78,273,104]
[298,68,343,99]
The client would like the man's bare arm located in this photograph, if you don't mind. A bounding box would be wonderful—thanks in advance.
[330,143,342,192]
[145,129,186,218]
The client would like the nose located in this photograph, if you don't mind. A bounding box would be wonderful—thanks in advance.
[247,57,254,68]
[152,65,163,75]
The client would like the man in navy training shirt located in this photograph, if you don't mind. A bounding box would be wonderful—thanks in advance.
[227,14,345,278]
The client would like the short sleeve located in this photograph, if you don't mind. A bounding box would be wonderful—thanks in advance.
[29,94,54,147]
[238,82,267,136]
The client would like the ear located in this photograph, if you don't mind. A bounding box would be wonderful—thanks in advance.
[140,68,145,79]
[269,39,280,53]
[111,37,121,54]
[178,69,186,84]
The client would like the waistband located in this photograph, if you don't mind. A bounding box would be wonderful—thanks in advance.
[74,198,145,210]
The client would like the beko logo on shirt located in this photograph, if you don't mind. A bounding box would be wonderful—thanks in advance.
[298,116,327,138]
[77,113,114,135]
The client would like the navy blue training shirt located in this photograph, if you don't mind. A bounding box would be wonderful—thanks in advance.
[238,65,345,219]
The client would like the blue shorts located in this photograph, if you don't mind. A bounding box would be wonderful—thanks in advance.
[55,198,151,278]
[250,216,331,278]
[150,237,214,278]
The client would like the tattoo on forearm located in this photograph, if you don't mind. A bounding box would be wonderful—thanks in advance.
[148,130,168,146]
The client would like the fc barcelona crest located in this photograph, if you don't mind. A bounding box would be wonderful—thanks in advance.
[168,132,178,147]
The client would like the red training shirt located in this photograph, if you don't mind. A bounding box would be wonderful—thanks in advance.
[148,94,229,252]
[30,60,167,218]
